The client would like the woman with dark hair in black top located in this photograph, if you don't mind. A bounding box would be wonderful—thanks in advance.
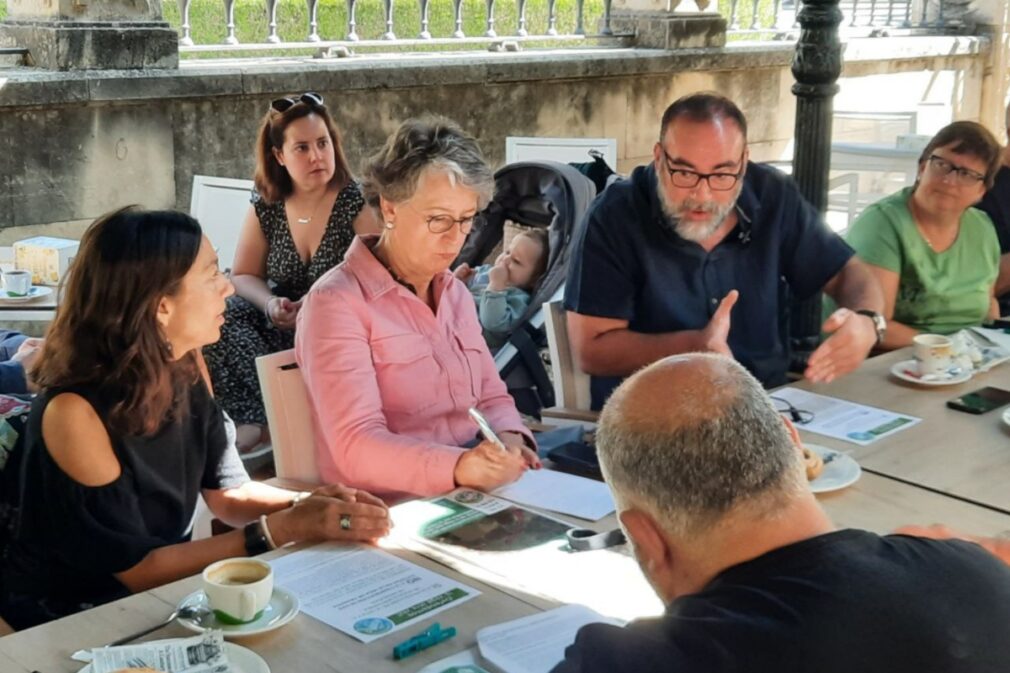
[0,207,391,630]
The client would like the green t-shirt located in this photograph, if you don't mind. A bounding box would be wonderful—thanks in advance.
[846,187,999,335]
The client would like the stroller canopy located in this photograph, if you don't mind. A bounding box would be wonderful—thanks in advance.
[455,160,597,328]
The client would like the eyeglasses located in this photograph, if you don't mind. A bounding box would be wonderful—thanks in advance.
[271,92,325,113]
[662,150,745,191]
[404,202,477,235]
[925,154,985,186]
[770,396,814,425]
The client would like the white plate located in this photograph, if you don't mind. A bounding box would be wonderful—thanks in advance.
[177,586,299,638]
[78,640,269,673]
[1002,408,1010,428]
[890,359,973,386]
[0,285,52,303]
[806,443,861,493]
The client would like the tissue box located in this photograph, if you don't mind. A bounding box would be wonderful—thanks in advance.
[13,236,79,286]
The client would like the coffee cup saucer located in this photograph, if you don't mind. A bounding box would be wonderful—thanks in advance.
[890,359,973,386]
[177,586,299,638]
[0,285,52,303]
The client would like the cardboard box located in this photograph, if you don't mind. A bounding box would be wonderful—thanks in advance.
[13,236,79,286]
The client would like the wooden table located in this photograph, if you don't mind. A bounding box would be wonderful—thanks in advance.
[784,347,1010,513]
[0,545,546,673]
[5,470,1009,673]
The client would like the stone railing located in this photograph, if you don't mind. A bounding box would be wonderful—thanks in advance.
[0,0,730,67]
[724,0,970,37]
[177,0,621,52]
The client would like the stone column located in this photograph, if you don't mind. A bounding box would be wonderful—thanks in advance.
[789,0,843,359]
[610,0,727,49]
[1,0,179,69]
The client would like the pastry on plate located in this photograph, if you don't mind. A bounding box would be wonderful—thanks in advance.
[802,445,824,481]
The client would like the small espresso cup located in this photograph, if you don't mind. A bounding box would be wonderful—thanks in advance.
[2,270,31,297]
[913,334,954,376]
[202,557,273,625]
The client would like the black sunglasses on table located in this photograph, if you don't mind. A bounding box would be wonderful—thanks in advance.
[271,92,325,113]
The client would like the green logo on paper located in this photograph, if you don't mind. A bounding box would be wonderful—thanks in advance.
[454,490,484,504]
[354,617,393,635]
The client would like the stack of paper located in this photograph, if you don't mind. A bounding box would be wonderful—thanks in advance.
[477,604,621,673]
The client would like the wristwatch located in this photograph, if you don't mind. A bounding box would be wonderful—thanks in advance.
[243,519,272,556]
[855,309,887,345]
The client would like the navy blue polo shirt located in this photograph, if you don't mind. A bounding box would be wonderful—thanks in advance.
[564,162,853,408]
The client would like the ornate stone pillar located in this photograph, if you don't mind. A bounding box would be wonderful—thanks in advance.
[1,0,179,69]
[789,0,843,359]
[610,0,727,49]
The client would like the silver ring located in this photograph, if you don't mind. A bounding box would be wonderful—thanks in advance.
[340,513,352,530]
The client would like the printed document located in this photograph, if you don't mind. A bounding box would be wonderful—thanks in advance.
[492,469,614,521]
[271,544,479,643]
[477,604,620,673]
[774,387,920,446]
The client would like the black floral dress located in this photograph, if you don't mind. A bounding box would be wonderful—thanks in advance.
[203,182,364,425]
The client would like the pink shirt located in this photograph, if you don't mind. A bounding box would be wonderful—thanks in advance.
[295,235,534,501]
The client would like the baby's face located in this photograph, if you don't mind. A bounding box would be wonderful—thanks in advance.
[495,234,545,290]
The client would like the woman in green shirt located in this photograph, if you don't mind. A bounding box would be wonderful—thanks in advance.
[846,121,1002,350]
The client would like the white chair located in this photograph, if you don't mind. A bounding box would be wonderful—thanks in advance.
[255,348,321,484]
[189,175,255,271]
[543,299,592,411]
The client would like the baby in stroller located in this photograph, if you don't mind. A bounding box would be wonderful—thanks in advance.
[454,226,549,350]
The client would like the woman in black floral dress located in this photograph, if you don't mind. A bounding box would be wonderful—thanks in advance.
[204,92,378,451]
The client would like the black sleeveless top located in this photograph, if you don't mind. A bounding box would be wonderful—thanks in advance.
[3,380,248,613]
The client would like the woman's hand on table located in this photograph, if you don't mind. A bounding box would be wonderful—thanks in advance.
[268,483,392,545]
[454,438,534,492]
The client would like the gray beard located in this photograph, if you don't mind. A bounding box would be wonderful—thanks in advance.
[657,184,740,243]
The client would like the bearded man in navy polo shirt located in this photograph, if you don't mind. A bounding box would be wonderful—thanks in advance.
[565,93,886,409]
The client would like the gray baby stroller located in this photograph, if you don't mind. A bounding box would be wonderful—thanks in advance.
[454,160,597,418]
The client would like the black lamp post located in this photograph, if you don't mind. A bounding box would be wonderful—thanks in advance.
[789,0,843,362]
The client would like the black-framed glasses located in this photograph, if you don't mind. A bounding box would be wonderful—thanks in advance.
[404,202,477,235]
[662,150,745,191]
[925,154,985,186]
[271,92,325,113]
[770,396,814,425]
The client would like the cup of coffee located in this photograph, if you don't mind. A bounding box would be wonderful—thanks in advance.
[913,334,954,376]
[202,557,273,625]
[2,270,31,297]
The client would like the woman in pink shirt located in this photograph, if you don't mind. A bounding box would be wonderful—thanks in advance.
[296,118,539,501]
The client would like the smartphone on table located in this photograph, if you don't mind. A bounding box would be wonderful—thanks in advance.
[946,386,1010,415]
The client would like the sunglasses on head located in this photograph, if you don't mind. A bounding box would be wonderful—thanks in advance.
[270,92,325,113]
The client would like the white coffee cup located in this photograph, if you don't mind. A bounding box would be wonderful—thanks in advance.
[202,557,273,624]
[2,270,31,297]
[913,334,954,376]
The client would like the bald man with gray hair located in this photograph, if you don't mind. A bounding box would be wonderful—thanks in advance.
[552,353,1010,673]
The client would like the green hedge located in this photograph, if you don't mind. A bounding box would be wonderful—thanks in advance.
[0,0,783,50]
[164,0,607,47]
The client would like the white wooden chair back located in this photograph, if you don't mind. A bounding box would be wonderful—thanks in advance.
[189,175,255,271]
[543,299,592,411]
[255,349,320,484]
